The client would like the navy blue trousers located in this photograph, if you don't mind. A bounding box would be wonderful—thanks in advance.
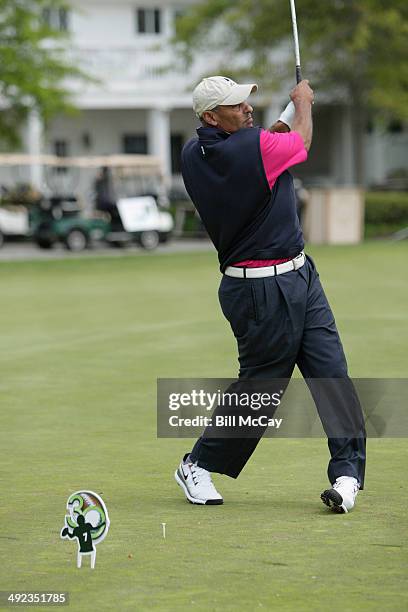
[190,255,366,488]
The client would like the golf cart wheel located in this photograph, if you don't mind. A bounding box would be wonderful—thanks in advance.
[139,230,159,250]
[64,228,88,252]
[0,230,4,249]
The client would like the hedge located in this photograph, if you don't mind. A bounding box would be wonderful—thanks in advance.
[365,191,408,237]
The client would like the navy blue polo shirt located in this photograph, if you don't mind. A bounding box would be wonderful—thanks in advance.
[181,125,307,271]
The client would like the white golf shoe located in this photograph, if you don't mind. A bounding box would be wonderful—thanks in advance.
[175,454,223,505]
[321,476,360,513]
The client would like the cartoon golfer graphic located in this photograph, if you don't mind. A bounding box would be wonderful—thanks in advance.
[61,490,110,569]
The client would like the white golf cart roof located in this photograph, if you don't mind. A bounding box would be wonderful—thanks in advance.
[0,153,163,175]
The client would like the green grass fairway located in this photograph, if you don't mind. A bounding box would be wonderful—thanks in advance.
[0,242,407,611]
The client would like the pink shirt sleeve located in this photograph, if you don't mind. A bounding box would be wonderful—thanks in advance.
[259,129,308,189]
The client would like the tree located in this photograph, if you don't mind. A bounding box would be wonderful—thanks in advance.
[0,0,87,147]
[175,0,408,183]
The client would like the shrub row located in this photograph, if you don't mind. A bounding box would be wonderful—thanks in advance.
[365,191,408,237]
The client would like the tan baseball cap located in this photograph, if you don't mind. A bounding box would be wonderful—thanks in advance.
[193,76,258,118]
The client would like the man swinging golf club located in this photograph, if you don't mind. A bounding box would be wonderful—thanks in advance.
[174,71,366,513]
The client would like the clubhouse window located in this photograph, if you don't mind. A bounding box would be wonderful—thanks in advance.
[42,7,70,32]
[122,134,148,155]
[136,8,161,34]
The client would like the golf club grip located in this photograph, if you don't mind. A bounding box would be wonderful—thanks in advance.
[296,65,302,84]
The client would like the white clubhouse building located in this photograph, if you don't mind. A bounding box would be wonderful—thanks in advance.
[22,0,407,192]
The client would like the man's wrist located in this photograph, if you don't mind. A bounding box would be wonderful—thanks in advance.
[292,99,313,110]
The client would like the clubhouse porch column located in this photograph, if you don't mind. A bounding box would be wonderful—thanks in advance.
[25,109,44,190]
[147,107,171,185]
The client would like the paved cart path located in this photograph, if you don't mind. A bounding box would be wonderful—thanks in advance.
[0,238,213,261]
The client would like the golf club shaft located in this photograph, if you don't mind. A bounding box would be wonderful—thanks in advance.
[289,0,302,83]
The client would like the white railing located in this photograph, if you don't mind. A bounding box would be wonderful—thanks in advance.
[68,45,190,84]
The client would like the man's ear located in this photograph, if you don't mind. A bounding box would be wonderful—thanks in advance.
[202,110,218,127]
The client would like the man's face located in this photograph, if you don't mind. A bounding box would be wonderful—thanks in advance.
[202,100,254,133]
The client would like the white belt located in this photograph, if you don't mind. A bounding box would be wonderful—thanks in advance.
[224,251,305,279]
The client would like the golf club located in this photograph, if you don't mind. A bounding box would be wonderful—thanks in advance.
[289,0,302,83]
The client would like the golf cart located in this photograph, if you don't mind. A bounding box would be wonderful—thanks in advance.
[0,154,173,252]
[30,193,106,251]
[0,183,38,248]
[0,203,30,248]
